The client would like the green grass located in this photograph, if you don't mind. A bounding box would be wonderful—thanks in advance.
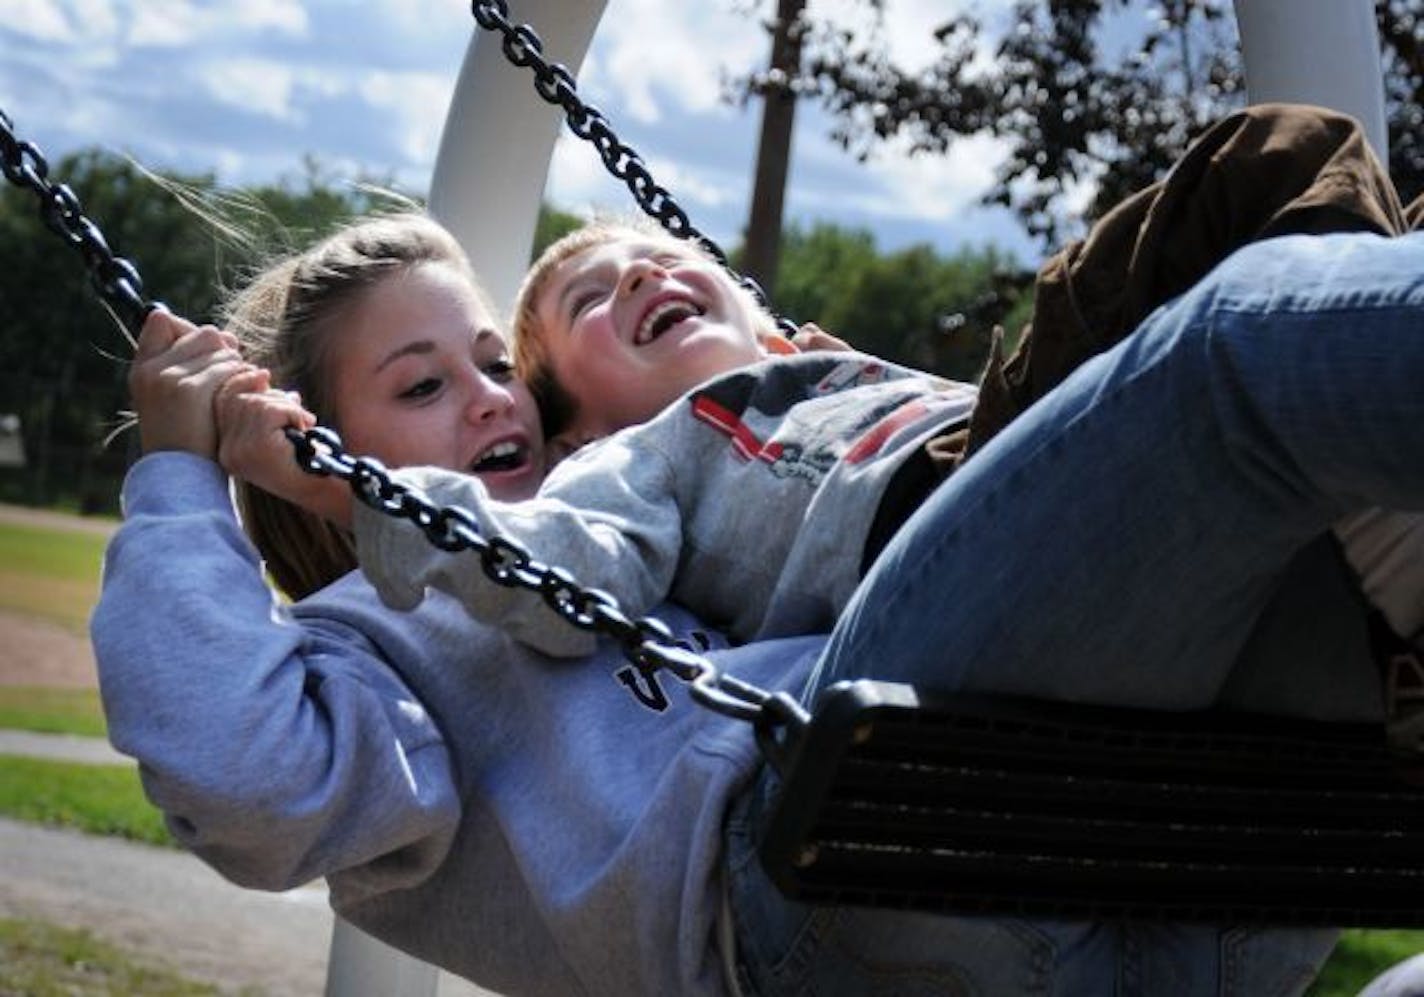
[0,916,221,996]
[0,521,108,632]
[0,521,109,581]
[0,755,172,848]
[1310,929,1424,995]
[0,685,107,736]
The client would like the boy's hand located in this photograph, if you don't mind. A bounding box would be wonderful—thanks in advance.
[130,309,250,458]
[791,322,852,353]
[215,370,354,529]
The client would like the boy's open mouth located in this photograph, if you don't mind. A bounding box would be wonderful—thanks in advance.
[471,440,528,474]
[634,299,705,346]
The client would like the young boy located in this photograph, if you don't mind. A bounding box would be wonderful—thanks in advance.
[347,104,1424,748]
[350,219,979,658]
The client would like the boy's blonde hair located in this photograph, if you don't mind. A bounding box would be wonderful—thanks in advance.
[223,212,492,599]
[511,216,775,437]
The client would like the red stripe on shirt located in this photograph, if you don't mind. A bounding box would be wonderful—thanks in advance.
[691,396,784,463]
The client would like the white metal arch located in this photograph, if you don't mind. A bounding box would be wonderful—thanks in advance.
[324,1,1388,993]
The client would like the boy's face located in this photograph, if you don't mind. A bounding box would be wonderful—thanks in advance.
[536,235,769,443]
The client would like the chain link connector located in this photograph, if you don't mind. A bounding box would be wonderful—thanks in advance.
[752,691,811,775]
[589,599,642,649]
[431,505,481,552]
[479,534,533,586]
[539,568,594,628]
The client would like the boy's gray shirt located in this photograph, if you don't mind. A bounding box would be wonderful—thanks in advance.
[357,351,977,656]
[92,452,822,996]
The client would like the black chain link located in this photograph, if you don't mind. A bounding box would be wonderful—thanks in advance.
[288,426,807,731]
[0,108,154,335]
[470,0,799,337]
[0,9,812,736]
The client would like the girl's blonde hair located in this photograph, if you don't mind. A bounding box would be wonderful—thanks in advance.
[223,212,490,599]
[511,216,775,437]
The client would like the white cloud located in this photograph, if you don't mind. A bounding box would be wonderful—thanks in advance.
[0,0,127,43]
[196,59,299,122]
[358,71,455,164]
[641,151,737,210]
[546,131,622,212]
[585,0,762,123]
[128,0,306,47]
[794,129,1009,224]
[0,0,73,41]
[232,0,306,35]
[546,130,742,221]
[366,0,469,47]
[1057,157,1105,221]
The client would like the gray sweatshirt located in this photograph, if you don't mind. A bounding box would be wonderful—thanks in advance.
[357,351,977,657]
[91,452,824,996]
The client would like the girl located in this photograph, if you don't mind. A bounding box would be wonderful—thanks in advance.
[97,212,811,995]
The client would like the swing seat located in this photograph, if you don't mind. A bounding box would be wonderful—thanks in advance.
[758,680,1424,926]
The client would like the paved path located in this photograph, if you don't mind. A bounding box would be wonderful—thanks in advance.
[1,817,334,996]
[0,728,131,765]
[1,732,495,996]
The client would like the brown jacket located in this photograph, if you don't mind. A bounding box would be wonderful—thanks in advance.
[944,102,1411,468]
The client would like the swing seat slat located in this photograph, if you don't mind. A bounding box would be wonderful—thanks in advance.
[759,680,1424,926]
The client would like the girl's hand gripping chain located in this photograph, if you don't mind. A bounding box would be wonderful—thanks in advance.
[129,309,251,458]
[215,371,353,529]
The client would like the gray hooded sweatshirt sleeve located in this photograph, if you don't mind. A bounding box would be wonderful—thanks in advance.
[92,451,823,996]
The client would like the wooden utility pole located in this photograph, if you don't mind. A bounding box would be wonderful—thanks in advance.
[742,0,806,299]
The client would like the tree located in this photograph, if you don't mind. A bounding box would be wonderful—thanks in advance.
[0,150,227,510]
[532,203,585,260]
[1376,0,1424,203]
[770,0,1422,249]
[0,149,410,512]
[769,220,1028,381]
[739,0,810,296]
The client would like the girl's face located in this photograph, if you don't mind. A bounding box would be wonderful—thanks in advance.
[329,261,545,501]
[536,234,770,442]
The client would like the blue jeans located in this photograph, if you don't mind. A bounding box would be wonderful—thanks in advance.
[729,230,1424,994]
[724,779,1334,995]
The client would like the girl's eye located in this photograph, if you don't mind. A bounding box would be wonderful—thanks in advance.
[483,358,515,382]
[399,377,442,401]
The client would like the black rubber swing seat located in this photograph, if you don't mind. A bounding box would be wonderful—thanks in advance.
[757,680,1424,926]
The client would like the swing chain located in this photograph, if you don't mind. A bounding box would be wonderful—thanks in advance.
[0,109,152,334]
[288,426,809,733]
[0,58,810,734]
[468,0,799,338]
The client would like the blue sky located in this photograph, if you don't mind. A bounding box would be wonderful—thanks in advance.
[0,0,1058,274]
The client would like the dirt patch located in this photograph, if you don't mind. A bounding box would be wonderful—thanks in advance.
[0,503,117,538]
[0,504,109,689]
[0,610,97,688]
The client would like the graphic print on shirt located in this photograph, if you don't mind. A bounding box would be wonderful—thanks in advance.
[613,626,717,714]
[690,358,949,490]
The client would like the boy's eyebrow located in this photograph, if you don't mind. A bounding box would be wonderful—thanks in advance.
[550,242,673,317]
[553,269,596,319]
